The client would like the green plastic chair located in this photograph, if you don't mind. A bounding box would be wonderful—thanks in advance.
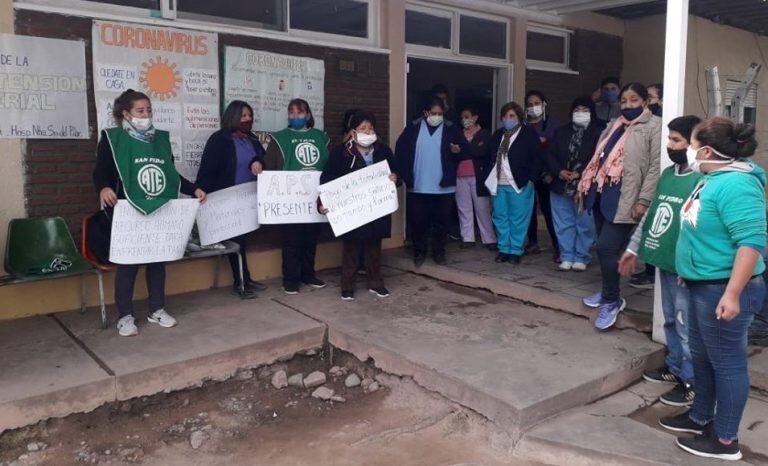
[3,217,107,328]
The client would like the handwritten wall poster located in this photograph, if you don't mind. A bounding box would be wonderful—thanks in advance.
[319,161,398,237]
[109,199,199,265]
[92,21,219,180]
[195,181,259,246]
[224,47,325,132]
[0,34,88,139]
[256,171,327,224]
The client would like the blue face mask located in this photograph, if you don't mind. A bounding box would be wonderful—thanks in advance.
[602,89,619,103]
[288,117,307,130]
[502,119,519,131]
[620,107,643,121]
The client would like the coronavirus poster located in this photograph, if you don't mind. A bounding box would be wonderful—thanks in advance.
[92,21,219,180]
[0,34,88,139]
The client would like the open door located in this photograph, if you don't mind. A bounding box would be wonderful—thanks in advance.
[493,64,514,131]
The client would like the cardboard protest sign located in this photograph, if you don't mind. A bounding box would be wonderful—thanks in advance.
[195,181,259,246]
[109,199,199,264]
[319,161,398,237]
[256,171,327,224]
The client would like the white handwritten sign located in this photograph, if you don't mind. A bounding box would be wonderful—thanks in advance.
[319,161,398,237]
[196,182,259,246]
[109,199,199,265]
[257,171,327,224]
[0,34,88,139]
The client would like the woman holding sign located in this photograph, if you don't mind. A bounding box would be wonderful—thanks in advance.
[319,111,399,301]
[93,89,206,337]
[263,98,330,295]
[197,100,267,298]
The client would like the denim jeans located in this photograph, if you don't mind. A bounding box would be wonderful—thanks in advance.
[687,276,765,441]
[550,192,595,264]
[659,271,693,384]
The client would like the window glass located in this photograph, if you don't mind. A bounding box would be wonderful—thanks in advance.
[526,31,565,64]
[88,0,160,8]
[459,15,506,59]
[177,0,285,30]
[289,0,368,38]
[405,9,451,49]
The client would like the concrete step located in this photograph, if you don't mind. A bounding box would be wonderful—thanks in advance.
[279,270,663,438]
[0,289,325,432]
[515,381,768,465]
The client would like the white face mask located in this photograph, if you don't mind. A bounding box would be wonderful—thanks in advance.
[527,105,544,119]
[686,145,734,173]
[572,111,591,127]
[355,131,377,148]
[130,116,152,132]
[426,115,444,127]
[461,117,477,129]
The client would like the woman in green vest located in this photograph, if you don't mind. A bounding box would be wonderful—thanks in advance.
[93,89,206,337]
[263,98,330,294]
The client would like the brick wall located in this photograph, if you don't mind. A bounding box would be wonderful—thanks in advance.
[16,10,390,249]
[526,29,623,124]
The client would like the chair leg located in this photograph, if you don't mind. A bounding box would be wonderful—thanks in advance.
[213,255,220,289]
[238,254,245,295]
[97,271,107,329]
[80,274,87,314]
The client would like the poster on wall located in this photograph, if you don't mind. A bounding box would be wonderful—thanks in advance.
[223,47,325,132]
[92,21,220,180]
[0,34,88,139]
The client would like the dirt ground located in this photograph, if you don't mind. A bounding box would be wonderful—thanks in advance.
[0,349,542,466]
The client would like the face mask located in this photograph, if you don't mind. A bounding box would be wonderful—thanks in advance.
[621,107,643,121]
[572,111,591,127]
[238,120,253,134]
[527,105,544,119]
[288,117,307,130]
[502,119,519,131]
[602,89,619,103]
[648,103,662,116]
[131,116,152,132]
[461,117,476,129]
[426,115,443,127]
[355,131,377,148]
[667,147,687,165]
[687,145,734,173]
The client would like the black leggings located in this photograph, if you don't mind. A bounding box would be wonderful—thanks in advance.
[115,263,165,318]
[527,180,559,251]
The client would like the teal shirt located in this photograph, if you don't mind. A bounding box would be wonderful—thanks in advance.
[675,162,767,281]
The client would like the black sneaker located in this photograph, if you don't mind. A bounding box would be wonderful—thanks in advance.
[495,253,509,263]
[677,433,742,461]
[642,366,678,384]
[369,287,390,298]
[509,254,521,264]
[303,277,327,289]
[525,243,541,255]
[659,411,706,435]
[341,290,354,301]
[284,283,300,295]
[232,284,257,299]
[433,254,447,265]
[629,272,655,289]
[459,242,476,249]
[414,253,426,267]
[660,383,695,407]
[485,243,498,251]
[245,279,267,292]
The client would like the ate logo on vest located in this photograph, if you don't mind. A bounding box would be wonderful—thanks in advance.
[137,164,166,197]
[295,142,320,167]
[648,202,674,238]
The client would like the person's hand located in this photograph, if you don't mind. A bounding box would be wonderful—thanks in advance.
[559,170,570,181]
[100,187,117,207]
[540,137,547,144]
[318,205,329,215]
[631,203,648,220]
[250,161,263,176]
[194,188,207,204]
[618,251,638,277]
[388,174,398,183]
[716,291,740,321]
[449,143,461,154]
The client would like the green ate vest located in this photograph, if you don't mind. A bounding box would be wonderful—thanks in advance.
[271,128,330,171]
[104,127,180,215]
[639,166,702,273]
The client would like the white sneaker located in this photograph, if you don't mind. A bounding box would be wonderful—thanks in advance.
[147,309,178,328]
[558,261,573,271]
[117,315,138,337]
[572,262,587,272]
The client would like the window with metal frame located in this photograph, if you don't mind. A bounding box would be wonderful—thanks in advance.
[459,14,506,60]
[405,8,452,49]
[725,79,758,125]
[82,0,159,8]
[176,0,285,31]
[289,0,369,39]
[526,25,572,72]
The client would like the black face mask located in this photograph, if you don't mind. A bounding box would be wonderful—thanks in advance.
[667,147,687,165]
[648,103,662,116]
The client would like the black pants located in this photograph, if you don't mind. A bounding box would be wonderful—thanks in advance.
[527,180,559,252]
[407,192,453,258]
[115,263,165,318]
[228,234,252,286]
[341,238,383,292]
[594,208,634,302]
[281,223,320,287]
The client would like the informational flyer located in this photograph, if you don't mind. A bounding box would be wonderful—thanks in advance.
[0,34,88,139]
[224,47,324,131]
[92,21,220,180]
[195,181,259,246]
[319,161,398,237]
[257,171,327,224]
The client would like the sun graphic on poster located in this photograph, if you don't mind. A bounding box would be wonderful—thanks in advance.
[139,56,181,101]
